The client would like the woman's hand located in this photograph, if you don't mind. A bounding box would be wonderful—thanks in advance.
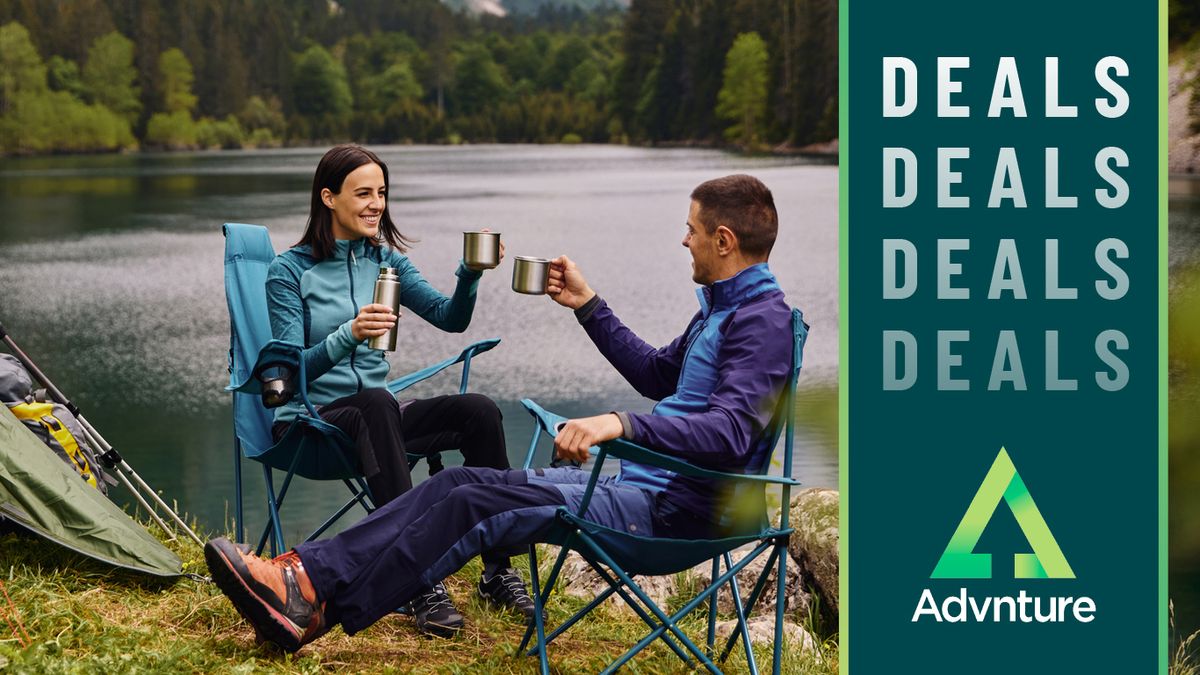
[465,227,504,272]
[547,255,596,310]
[351,303,399,342]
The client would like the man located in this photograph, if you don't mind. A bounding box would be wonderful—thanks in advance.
[204,174,795,653]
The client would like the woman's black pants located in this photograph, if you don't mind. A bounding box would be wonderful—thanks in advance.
[273,389,509,506]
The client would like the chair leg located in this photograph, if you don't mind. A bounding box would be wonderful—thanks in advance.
[773,542,787,675]
[519,537,574,655]
[233,437,244,545]
[707,557,719,656]
[579,558,692,665]
[723,552,759,675]
[720,547,780,663]
[261,466,284,557]
[575,533,719,675]
[527,544,550,675]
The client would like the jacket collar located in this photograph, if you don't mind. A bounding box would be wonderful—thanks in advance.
[331,238,369,261]
[697,263,779,314]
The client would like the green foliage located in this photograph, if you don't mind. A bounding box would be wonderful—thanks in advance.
[81,31,141,125]
[0,90,134,154]
[196,115,245,149]
[158,48,197,114]
[362,60,424,111]
[293,45,353,119]
[46,56,84,98]
[237,96,286,137]
[717,32,770,147]
[0,0,838,153]
[0,22,48,113]
[453,43,508,116]
[145,110,197,150]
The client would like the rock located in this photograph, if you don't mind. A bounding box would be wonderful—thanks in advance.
[555,549,680,614]
[714,615,817,653]
[689,545,811,620]
[786,487,839,630]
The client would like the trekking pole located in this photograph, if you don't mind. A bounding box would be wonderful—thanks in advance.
[0,322,204,547]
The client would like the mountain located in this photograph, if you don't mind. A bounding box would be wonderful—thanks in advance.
[440,0,629,17]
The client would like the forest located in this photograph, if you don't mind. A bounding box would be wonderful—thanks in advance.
[0,0,837,155]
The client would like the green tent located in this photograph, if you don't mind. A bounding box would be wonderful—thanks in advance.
[0,404,182,577]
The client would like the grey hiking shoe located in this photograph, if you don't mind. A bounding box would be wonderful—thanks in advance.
[411,582,463,638]
[478,568,544,623]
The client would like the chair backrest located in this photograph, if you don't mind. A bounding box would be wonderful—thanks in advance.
[223,223,277,459]
[774,308,810,478]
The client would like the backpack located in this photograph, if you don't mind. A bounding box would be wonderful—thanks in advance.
[1,354,111,494]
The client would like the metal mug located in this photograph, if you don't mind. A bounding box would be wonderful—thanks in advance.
[512,256,550,295]
[463,231,501,269]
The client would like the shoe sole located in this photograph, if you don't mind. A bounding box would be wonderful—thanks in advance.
[416,619,462,639]
[204,540,303,653]
[477,587,544,625]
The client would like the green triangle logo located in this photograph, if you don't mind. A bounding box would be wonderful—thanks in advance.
[931,448,1074,579]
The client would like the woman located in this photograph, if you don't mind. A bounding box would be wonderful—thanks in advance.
[266,145,532,635]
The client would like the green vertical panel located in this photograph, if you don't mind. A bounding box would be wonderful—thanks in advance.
[845,1,1162,672]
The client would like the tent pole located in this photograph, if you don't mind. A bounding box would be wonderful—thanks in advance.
[0,323,203,546]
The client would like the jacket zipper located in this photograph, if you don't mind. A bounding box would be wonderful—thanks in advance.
[347,247,363,392]
[676,307,713,388]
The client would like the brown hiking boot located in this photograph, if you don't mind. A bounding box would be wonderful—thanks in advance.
[205,538,328,652]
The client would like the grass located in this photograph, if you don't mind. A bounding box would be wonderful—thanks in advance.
[0,528,838,674]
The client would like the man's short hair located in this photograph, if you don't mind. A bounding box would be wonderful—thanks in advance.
[690,174,778,259]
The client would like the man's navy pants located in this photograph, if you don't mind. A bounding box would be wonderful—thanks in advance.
[295,465,659,634]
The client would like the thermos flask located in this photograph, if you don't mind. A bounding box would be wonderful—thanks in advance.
[368,267,401,351]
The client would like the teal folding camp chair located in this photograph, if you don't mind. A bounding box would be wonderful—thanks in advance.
[517,308,808,675]
[223,222,500,556]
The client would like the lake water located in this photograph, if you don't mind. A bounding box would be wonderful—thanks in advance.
[0,145,839,546]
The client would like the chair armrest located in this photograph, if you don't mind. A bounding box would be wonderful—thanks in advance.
[226,340,301,394]
[387,338,501,394]
[520,398,591,469]
[595,438,801,486]
[226,340,324,418]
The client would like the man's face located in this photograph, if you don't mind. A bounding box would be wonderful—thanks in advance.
[683,200,720,285]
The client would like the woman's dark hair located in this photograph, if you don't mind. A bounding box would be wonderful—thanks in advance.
[298,144,415,259]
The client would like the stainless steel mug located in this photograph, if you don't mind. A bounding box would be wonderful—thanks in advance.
[463,231,501,269]
[512,256,550,295]
[368,267,402,351]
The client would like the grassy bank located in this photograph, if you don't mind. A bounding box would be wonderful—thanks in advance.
[0,530,838,673]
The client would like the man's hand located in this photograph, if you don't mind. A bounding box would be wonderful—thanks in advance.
[547,255,596,310]
[553,413,623,464]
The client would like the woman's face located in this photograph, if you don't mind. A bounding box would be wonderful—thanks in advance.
[323,162,386,241]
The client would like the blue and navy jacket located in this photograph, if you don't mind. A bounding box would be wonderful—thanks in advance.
[266,238,482,423]
[577,263,793,528]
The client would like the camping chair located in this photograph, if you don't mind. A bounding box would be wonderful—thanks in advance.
[517,308,808,675]
[222,222,500,556]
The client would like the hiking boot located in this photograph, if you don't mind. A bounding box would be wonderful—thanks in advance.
[204,538,328,652]
[410,582,463,638]
[478,568,544,623]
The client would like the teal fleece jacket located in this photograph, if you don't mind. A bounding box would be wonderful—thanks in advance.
[265,237,482,423]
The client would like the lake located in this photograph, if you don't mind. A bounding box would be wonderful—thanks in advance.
[0,145,839,546]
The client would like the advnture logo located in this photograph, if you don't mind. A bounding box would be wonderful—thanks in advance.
[932,448,1073,580]
[912,448,1095,623]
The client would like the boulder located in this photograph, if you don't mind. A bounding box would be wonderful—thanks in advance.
[555,549,680,614]
[714,615,817,653]
[786,487,840,630]
[689,545,811,619]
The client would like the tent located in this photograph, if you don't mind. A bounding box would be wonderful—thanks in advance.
[0,404,182,577]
